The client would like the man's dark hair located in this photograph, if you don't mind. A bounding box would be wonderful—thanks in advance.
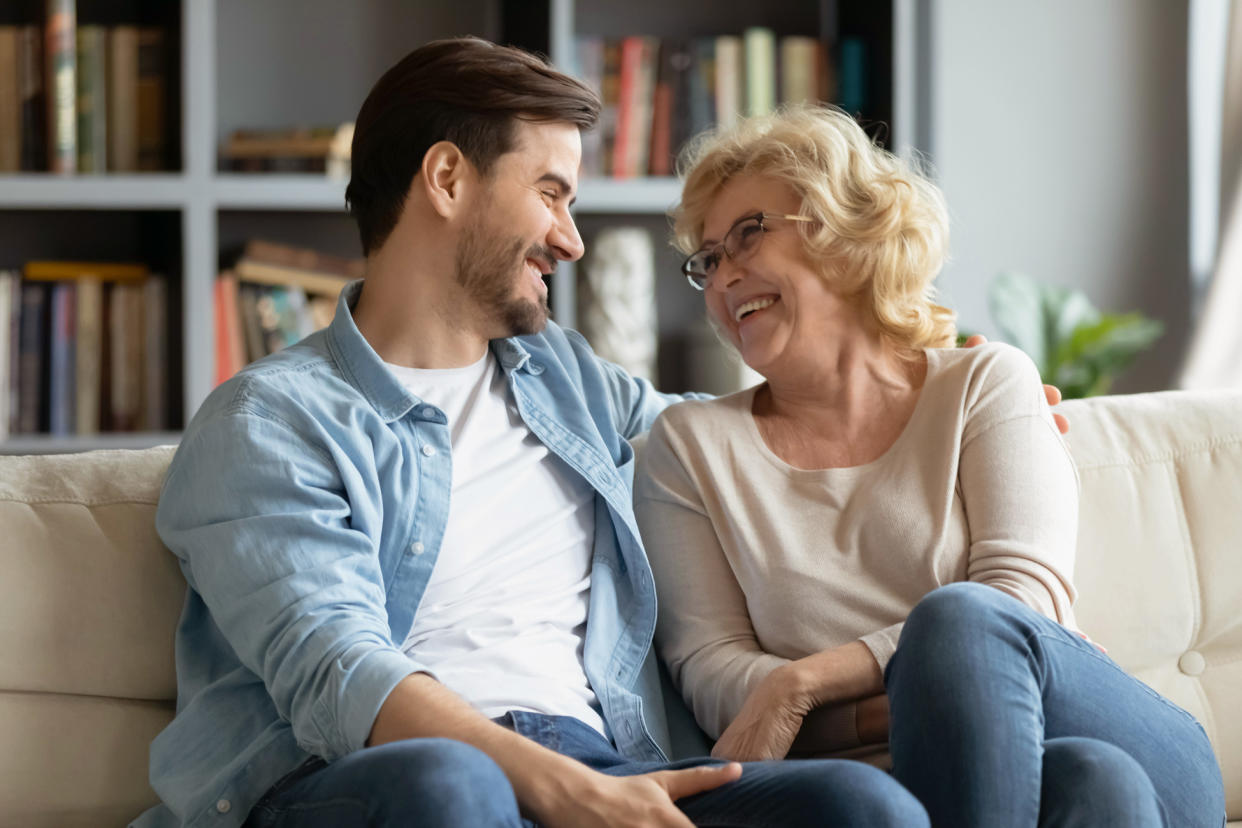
[345,37,601,255]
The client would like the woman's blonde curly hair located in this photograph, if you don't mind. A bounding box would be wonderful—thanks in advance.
[673,104,957,354]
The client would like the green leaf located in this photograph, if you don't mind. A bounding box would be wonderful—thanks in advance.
[989,272,1047,371]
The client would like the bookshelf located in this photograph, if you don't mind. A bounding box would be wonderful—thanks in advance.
[0,0,918,453]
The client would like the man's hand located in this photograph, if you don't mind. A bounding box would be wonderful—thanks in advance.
[962,334,1068,434]
[529,762,742,828]
[710,665,810,762]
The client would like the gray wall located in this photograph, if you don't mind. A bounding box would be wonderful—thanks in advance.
[928,0,1189,391]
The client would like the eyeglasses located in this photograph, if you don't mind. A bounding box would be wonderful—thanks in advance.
[682,212,816,290]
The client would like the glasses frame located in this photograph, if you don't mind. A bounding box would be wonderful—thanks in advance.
[682,212,816,290]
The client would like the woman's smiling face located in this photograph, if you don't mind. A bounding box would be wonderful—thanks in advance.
[699,174,853,377]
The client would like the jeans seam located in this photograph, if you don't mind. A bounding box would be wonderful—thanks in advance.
[1032,631,1204,727]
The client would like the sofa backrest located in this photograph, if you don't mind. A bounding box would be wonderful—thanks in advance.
[0,446,182,827]
[1062,390,1242,819]
[1,389,1239,825]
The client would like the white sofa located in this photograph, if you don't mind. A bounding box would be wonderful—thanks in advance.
[1,389,1240,826]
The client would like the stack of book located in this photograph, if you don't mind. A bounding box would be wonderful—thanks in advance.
[218,124,353,175]
[215,240,362,385]
[574,28,842,179]
[0,1,172,173]
[0,262,168,440]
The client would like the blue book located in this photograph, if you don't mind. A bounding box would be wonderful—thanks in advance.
[47,280,76,435]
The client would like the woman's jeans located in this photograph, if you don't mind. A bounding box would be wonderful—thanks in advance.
[244,710,928,827]
[886,582,1226,828]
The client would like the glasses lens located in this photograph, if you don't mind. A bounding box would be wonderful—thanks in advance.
[683,249,716,289]
[729,217,765,259]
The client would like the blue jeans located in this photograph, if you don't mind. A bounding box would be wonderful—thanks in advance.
[885,582,1226,828]
[244,710,928,827]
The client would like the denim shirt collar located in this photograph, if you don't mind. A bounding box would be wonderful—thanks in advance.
[325,280,539,422]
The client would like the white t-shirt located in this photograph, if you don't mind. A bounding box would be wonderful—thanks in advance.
[387,351,604,734]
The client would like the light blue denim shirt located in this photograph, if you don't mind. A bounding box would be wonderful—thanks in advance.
[134,281,691,828]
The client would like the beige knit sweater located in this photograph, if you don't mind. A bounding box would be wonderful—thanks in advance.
[634,343,1079,755]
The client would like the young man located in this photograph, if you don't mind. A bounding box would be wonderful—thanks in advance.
[135,38,933,828]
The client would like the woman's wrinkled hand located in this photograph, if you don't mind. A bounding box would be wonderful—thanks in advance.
[710,666,811,762]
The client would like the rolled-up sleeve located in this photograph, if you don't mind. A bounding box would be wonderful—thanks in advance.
[156,404,416,760]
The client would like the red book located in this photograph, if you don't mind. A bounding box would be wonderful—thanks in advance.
[214,272,245,385]
[611,36,642,179]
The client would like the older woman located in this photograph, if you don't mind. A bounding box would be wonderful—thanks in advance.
[634,105,1225,827]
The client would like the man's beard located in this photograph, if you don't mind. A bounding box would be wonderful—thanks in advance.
[453,213,552,338]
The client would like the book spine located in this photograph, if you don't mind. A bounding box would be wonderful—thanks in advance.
[107,25,139,172]
[714,36,742,130]
[0,272,12,441]
[628,37,658,178]
[612,36,641,179]
[107,281,142,431]
[214,272,244,385]
[17,281,49,433]
[6,276,19,436]
[45,0,76,174]
[574,36,605,178]
[18,24,46,171]
[743,27,776,118]
[74,276,101,434]
[142,273,167,430]
[47,280,76,435]
[0,27,20,172]
[136,27,166,171]
[76,25,108,173]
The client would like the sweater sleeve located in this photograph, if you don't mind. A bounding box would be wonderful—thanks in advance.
[958,345,1080,626]
[634,411,790,740]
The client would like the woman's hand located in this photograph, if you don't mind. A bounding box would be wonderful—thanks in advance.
[711,665,812,761]
[963,334,1068,434]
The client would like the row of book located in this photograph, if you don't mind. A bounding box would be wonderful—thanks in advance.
[214,239,361,384]
[573,28,868,180]
[0,1,171,173]
[0,263,168,440]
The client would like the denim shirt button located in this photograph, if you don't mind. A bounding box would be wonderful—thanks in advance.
[410,541,425,555]
[421,444,437,457]
[215,799,231,814]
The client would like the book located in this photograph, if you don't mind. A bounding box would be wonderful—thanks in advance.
[0,27,19,172]
[236,282,267,364]
[107,280,143,431]
[5,274,18,435]
[47,280,76,435]
[241,239,365,281]
[75,276,102,434]
[743,27,776,118]
[76,25,108,173]
[598,39,621,177]
[142,274,166,430]
[233,258,352,298]
[714,36,743,131]
[18,24,46,171]
[107,25,139,172]
[688,38,716,142]
[23,260,148,281]
[0,271,13,440]
[45,0,77,174]
[837,37,868,115]
[779,36,820,106]
[574,36,605,177]
[17,280,49,433]
[214,272,245,385]
[136,27,166,171]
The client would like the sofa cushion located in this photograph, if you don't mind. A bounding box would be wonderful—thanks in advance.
[1063,390,1242,820]
[0,446,182,826]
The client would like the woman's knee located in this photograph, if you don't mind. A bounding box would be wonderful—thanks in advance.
[904,583,1001,640]
[1040,738,1163,827]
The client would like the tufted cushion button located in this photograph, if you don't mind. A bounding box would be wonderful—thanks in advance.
[1177,650,1206,676]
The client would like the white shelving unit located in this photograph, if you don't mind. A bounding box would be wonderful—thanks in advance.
[2,0,915,453]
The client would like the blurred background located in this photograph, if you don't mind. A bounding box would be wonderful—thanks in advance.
[0,0,1237,454]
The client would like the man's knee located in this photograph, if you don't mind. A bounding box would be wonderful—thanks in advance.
[774,761,929,827]
[354,739,520,826]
